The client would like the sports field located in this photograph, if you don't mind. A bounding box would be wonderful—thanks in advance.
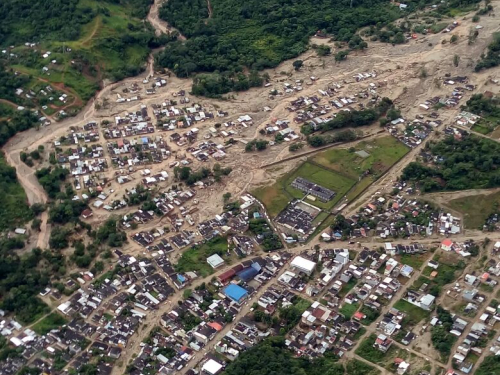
[253,136,409,217]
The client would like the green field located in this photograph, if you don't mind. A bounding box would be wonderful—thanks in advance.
[472,122,495,135]
[393,299,431,326]
[311,136,409,179]
[175,236,230,277]
[32,313,68,335]
[355,334,408,366]
[253,137,409,217]
[396,253,428,269]
[446,190,500,229]
[339,302,359,320]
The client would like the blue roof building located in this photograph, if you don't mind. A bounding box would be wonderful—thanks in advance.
[237,267,259,282]
[223,284,249,304]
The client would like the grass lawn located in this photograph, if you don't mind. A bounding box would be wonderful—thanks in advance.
[446,190,500,229]
[339,278,357,298]
[339,303,359,320]
[353,326,367,340]
[312,136,409,179]
[346,359,380,375]
[355,334,407,366]
[396,253,428,269]
[175,236,229,277]
[480,283,494,293]
[253,136,409,217]
[393,299,431,326]
[253,161,355,216]
[355,334,388,364]
[472,122,494,135]
[422,266,433,277]
[32,313,67,335]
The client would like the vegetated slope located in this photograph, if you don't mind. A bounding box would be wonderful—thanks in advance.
[0,0,169,103]
[0,152,32,231]
[0,0,153,44]
[156,0,480,96]
[157,0,401,75]
[401,134,500,192]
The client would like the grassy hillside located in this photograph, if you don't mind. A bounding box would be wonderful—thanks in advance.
[0,0,167,111]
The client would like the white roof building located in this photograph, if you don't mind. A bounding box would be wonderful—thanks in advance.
[291,256,316,275]
[207,254,225,269]
[202,359,224,375]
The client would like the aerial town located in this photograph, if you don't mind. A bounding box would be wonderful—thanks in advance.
[1,1,500,375]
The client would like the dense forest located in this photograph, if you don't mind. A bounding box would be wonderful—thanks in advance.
[0,153,32,231]
[464,93,500,117]
[476,355,500,375]
[401,135,500,192]
[0,239,50,324]
[224,336,377,375]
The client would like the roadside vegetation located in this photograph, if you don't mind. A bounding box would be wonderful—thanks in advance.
[475,32,500,72]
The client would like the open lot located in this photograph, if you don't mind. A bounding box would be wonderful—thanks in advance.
[393,299,431,326]
[355,333,409,367]
[446,189,500,229]
[311,136,409,179]
[175,236,230,277]
[32,312,67,335]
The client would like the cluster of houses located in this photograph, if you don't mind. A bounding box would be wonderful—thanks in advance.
[187,139,228,162]
[328,193,461,240]
[56,122,100,145]
[449,317,493,374]
[419,76,474,111]
[121,193,268,258]
[151,100,227,131]
[386,117,437,148]
[0,251,181,375]
[441,239,477,258]
[276,200,322,239]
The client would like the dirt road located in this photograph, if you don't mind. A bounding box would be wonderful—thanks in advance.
[147,0,186,40]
